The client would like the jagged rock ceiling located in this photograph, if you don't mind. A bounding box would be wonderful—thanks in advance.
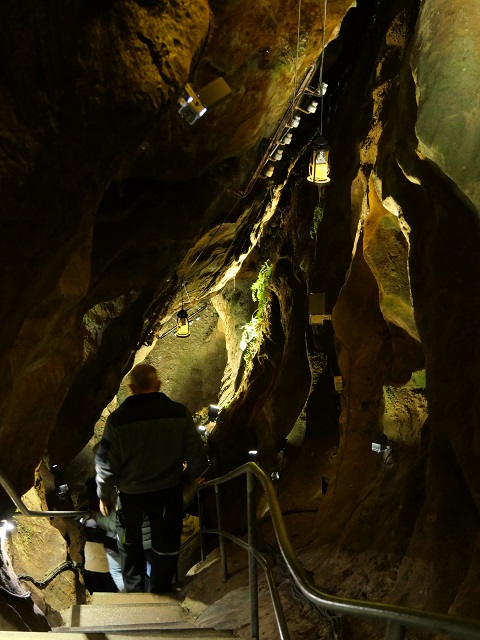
[2,0,480,635]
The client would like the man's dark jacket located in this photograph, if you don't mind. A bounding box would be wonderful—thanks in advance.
[95,392,207,501]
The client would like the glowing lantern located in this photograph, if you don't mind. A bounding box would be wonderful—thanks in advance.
[307,135,330,184]
[175,308,190,337]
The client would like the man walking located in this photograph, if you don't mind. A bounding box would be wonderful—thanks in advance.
[95,363,207,593]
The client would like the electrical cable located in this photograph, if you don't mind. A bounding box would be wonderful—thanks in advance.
[18,561,83,589]
[291,0,302,123]
[319,0,328,134]
[182,197,240,284]
[262,543,343,640]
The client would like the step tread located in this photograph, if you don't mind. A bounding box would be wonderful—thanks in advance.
[59,622,197,631]
[69,602,189,627]
[17,630,236,639]
[90,592,182,605]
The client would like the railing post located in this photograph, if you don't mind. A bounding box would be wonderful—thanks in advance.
[385,621,406,640]
[215,484,229,582]
[197,491,206,562]
[247,469,259,639]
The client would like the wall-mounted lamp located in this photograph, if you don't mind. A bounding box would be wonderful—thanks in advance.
[175,308,190,338]
[307,135,330,185]
[197,425,208,446]
[178,84,207,125]
[371,433,392,454]
[208,404,220,421]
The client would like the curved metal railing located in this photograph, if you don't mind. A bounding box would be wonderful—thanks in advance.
[0,469,88,518]
[198,462,480,640]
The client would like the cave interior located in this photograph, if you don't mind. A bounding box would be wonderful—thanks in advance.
[1,0,480,637]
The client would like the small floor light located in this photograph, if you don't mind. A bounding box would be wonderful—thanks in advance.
[176,308,190,338]
[307,135,330,184]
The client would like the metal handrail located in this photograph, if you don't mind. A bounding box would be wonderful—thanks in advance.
[198,462,480,640]
[0,470,88,518]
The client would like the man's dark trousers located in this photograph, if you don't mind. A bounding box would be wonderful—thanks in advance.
[117,485,183,593]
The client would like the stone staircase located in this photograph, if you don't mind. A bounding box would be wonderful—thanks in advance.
[49,592,236,639]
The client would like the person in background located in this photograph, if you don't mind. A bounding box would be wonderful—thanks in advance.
[83,477,124,593]
[91,508,125,592]
[95,363,207,593]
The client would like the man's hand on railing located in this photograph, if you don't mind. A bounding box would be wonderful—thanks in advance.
[99,498,113,517]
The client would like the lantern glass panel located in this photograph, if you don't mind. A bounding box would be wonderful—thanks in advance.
[308,149,330,184]
[176,312,190,337]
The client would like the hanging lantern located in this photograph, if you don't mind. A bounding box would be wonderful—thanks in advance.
[175,308,190,338]
[307,135,330,184]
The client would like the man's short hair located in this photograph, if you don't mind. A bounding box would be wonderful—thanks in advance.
[129,364,160,392]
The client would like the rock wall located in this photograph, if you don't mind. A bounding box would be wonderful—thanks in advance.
[203,0,480,635]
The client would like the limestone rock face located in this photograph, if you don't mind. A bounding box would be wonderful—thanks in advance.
[412,0,480,211]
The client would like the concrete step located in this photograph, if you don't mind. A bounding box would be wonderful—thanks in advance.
[9,631,236,639]
[89,592,182,605]
[67,602,190,628]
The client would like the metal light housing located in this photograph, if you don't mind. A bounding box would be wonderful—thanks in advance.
[307,135,331,184]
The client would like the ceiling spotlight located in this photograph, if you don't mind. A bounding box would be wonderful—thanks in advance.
[208,404,220,421]
[178,83,208,125]
[178,77,232,126]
